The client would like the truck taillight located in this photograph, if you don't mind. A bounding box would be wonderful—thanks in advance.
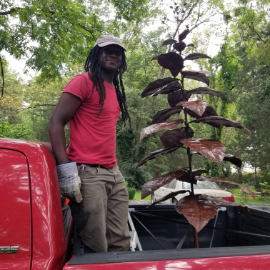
[222,195,235,202]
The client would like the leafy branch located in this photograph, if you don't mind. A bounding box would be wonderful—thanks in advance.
[0,7,22,16]
[26,104,56,109]
[247,24,266,44]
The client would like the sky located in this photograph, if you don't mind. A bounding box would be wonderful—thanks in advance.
[3,52,37,82]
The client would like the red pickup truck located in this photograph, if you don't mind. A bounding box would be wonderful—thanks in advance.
[1,138,270,270]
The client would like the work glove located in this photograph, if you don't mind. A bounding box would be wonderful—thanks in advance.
[57,161,83,203]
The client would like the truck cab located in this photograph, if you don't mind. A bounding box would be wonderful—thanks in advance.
[0,139,71,270]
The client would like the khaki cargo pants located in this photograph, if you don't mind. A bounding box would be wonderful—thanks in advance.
[69,164,130,252]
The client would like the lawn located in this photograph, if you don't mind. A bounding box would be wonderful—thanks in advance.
[133,191,270,205]
[234,196,270,205]
[133,191,151,201]
[231,188,270,205]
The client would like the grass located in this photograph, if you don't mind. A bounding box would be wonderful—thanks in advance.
[133,191,151,201]
[133,191,270,205]
[234,195,270,205]
[231,188,270,205]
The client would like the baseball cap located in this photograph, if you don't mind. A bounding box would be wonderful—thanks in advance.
[94,35,126,51]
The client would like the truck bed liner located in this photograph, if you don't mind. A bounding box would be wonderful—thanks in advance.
[68,204,270,265]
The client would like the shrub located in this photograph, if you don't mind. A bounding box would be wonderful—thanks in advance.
[127,187,136,200]
[0,120,30,140]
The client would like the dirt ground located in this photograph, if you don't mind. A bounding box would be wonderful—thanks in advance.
[129,200,150,205]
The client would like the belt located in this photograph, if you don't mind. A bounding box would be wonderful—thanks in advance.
[78,163,107,169]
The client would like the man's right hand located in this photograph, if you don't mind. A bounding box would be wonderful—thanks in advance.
[57,161,83,203]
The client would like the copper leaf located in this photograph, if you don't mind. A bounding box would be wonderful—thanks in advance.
[150,81,182,97]
[136,147,180,169]
[141,170,186,199]
[185,87,227,101]
[199,70,211,76]
[147,190,190,208]
[170,69,181,78]
[168,90,189,107]
[178,29,190,41]
[187,43,194,47]
[158,52,184,78]
[190,116,252,137]
[176,169,207,186]
[161,127,194,148]
[175,194,218,232]
[184,53,211,61]
[182,139,226,164]
[152,107,183,124]
[177,100,208,117]
[181,71,210,86]
[177,169,207,184]
[186,106,218,119]
[173,42,186,52]
[152,56,158,61]
[196,176,255,199]
[140,119,184,141]
[163,39,177,46]
[141,78,179,98]
[191,153,242,168]
[224,154,242,168]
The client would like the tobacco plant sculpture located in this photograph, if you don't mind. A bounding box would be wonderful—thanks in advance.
[137,28,254,246]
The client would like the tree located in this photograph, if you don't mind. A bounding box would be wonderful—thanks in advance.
[212,0,270,184]
[0,0,156,82]
[0,60,24,123]
[0,120,30,140]
[20,72,74,142]
[0,61,30,140]
[0,0,105,81]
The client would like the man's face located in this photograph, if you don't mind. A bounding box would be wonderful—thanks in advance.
[99,45,123,72]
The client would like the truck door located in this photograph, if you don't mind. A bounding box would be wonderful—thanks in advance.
[0,149,31,270]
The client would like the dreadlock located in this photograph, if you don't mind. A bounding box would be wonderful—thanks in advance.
[84,46,130,125]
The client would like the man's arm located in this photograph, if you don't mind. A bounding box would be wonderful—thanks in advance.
[49,92,82,164]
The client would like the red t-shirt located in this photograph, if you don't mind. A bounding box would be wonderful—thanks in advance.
[63,73,120,168]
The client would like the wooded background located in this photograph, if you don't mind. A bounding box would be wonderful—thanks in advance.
[1,0,270,191]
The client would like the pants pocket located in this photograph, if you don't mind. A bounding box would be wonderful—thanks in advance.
[78,165,99,178]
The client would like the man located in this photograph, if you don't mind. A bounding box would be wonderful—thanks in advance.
[49,35,131,253]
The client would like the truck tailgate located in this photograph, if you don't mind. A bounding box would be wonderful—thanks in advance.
[63,246,270,269]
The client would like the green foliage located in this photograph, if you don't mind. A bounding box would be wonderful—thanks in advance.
[117,128,152,189]
[0,120,30,140]
[0,0,104,80]
[231,185,270,205]
[124,164,151,190]
[0,0,158,81]
[22,76,69,141]
[0,61,24,123]
[213,0,270,181]
[127,187,136,200]
[117,128,135,161]
[259,182,270,193]
[109,0,155,22]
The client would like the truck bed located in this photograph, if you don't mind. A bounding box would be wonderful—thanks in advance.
[64,204,270,269]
